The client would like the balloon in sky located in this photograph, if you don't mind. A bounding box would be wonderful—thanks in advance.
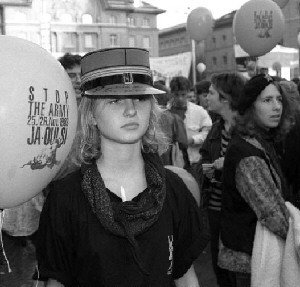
[234,0,285,57]
[0,36,78,208]
[186,7,214,42]
[273,0,289,8]
[197,63,206,73]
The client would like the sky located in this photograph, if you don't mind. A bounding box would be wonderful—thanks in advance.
[145,0,250,29]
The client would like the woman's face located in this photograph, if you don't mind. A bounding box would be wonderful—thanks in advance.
[93,96,152,145]
[253,83,283,130]
[197,92,208,109]
[207,84,224,114]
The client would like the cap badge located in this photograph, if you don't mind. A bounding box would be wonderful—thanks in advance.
[122,73,133,85]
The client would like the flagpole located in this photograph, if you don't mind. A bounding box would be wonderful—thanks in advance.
[192,39,196,87]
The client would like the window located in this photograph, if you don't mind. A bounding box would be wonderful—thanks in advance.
[82,14,93,24]
[110,34,118,47]
[109,15,117,24]
[223,55,228,66]
[142,18,150,27]
[84,33,96,48]
[222,34,227,42]
[143,36,150,49]
[213,57,217,66]
[63,32,76,48]
[212,37,216,48]
[127,17,135,26]
[129,36,135,47]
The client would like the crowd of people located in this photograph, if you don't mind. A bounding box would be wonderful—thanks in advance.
[1,47,300,287]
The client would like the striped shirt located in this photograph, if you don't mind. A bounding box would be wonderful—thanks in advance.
[208,127,230,211]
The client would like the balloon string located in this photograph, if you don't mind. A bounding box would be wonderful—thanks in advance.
[0,210,12,274]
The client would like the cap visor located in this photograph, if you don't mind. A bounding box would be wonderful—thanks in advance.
[84,83,165,97]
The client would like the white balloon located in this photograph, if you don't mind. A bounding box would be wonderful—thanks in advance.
[0,36,78,208]
[197,63,206,73]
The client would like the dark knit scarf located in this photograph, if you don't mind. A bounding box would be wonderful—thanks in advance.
[81,153,166,275]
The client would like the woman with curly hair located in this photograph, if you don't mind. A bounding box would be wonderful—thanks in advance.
[218,74,296,287]
[36,48,203,287]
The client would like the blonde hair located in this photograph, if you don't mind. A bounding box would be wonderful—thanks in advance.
[78,96,169,163]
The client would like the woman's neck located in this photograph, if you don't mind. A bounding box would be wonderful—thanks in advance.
[97,141,144,172]
[96,140,147,200]
[221,110,237,132]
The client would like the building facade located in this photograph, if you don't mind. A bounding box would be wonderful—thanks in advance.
[158,12,236,80]
[281,0,300,49]
[0,0,164,57]
[204,11,237,77]
[158,24,192,57]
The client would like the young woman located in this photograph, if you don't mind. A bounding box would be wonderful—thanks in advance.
[199,72,247,287]
[36,48,202,287]
[219,74,295,287]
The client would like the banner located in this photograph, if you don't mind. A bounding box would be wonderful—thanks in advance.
[150,52,192,85]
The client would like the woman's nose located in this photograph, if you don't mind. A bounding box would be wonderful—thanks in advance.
[123,99,137,117]
[273,99,282,110]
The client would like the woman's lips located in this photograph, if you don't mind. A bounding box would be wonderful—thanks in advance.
[121,122,139,129]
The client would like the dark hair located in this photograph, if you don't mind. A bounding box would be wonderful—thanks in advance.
[210,72,247,111]
[58,53,81,70]
[238,73,274,115]
[291,77,300,94]
[195,80,211,94]
[291,77,300,85]
[235,77,297,142]
[169,76,191,93]
[153,82,170,106]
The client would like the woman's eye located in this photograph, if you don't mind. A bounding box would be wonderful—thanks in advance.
[134,95,150,102]
[109,99,122,104]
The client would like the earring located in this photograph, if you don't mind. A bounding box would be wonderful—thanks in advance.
[90,116,97,126]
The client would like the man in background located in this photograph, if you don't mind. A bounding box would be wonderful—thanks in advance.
[170,76,212,164]
[58,53,82,106]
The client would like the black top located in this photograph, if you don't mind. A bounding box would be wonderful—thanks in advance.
[220,135,266,255]
[36,165,202,287]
